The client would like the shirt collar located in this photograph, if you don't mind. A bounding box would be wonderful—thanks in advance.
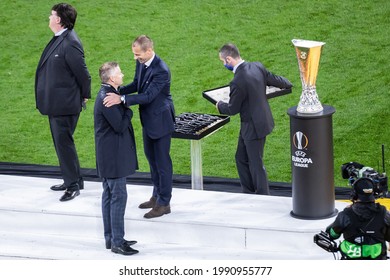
[233,60,245,73]
[55,28,68,37]
[144,53,155,68]
[102,83,119,93]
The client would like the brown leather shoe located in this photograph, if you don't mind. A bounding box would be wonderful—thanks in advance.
[144,205,171,219]
[138,197,157,209]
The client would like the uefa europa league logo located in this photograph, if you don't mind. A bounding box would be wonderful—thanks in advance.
[293,131,308,150]
[292,39,325,114]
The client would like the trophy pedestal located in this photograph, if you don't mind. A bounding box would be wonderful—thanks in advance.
[287,105,338,219]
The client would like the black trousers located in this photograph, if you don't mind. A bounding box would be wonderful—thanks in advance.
[235,135,270,195]
[49,114,81,189]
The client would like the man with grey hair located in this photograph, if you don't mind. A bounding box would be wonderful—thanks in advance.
[94,62,138,255]
[216,43,292,195]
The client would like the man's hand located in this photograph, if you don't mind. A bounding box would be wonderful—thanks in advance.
[103,92,121,107]
[82,98,88,110]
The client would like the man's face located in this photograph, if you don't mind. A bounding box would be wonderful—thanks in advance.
[110,66,124,87]
[132,44,152,64]
[219,53,232,66]
[219,53,234,71]
[49,10,61,32]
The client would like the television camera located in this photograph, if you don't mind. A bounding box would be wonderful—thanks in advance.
[313,231,340,260]
[313,231,338,252]
[341,145,388,198]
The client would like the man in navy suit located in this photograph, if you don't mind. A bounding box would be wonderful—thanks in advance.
[94,62,138,255]
[35,3,91,201]
[216,43,292,195]
[104,35,175,219]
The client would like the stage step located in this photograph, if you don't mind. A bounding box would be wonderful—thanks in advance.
[0,175,348,260]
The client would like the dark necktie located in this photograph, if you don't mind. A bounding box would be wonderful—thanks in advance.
[140,64,147,82]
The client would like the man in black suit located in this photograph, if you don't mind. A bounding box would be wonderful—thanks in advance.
[94,62,138,256]
[216,43,292,195]
[103,35,175,219]
[35,3,91,201]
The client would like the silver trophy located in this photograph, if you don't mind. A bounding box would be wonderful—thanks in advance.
[292,39,325,114]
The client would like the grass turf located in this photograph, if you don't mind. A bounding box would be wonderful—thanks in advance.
[0,0,389,188]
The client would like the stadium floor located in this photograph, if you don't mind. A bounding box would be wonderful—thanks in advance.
[0,163,388,260]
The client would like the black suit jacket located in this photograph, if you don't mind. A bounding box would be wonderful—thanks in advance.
[218,62,292,140]
[119,55,175,139]
[35,29,91,116]
[94,84,138,178]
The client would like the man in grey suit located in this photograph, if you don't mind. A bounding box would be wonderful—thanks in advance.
[103,35,175,219]
[35,3,91,201]
[94,62,138,256]
[216,43,292,195]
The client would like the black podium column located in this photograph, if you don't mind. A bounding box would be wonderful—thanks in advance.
[287,105,338,219]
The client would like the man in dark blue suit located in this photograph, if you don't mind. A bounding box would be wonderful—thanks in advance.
[104,35,175,219]
[94,62,138,255]
[216,43,292,195]
[35,3,91,201]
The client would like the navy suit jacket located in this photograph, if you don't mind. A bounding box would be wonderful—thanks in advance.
[35,29,91,116]
[218,62,292,140]
[94,84,138,178]
[119,55,175,139]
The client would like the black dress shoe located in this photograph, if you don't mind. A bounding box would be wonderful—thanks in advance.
[50,178,84,191]
[111,244,139,256]
[105,240,137,249]
[59,189,80,202]
[50,184,67,191]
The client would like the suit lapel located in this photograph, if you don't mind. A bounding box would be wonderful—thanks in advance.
[137,63,144,91]
[138,56,158,92]
[141,67,151,87]
[234,61,246,76]
[138,67,150,92]
[38,30,68,69]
